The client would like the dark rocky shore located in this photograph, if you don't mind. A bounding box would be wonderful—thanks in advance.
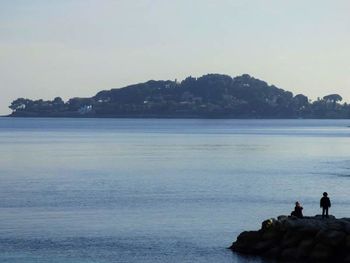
[230,215,350,262]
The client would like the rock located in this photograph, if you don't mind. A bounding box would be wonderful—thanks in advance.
[327,221,344,231]
[236,230,261,243]
[315,229,346,247]
[230,230,262,253]
[345,235,350,248]
[297,238,314,258]
[277,215,288,221]
[261,218,275,230]
[277,215,288,222]
[262,228,284,240]
[314,214,336,220]
[297,226,320,237]
[310,243,333,261]
[281,231,303,248]
[280,247,299,260]
[284,218,311,230]
[252,240,276,254]
[230,215,350,262]
[344,222,350,234]
[263,246,281,258]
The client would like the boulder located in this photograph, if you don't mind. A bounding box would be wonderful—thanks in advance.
[280,247,299,260]
[344,222,350,234]
[327,221,345,231]
[230,215,350,262]
[309,243,333,261]
[277,215,288,221]
[315,229,346,247]
[345,235,350,248]
[263,246,281,258]
[281,230,304,248]
[261,218,276,230]
[314,214,336,220]
[252,240,276,254]
[297,238,314,258]
[284,217,314,230]
[297,226,320,237]
[230,230,262,253]
[262,228,284,240]
[236,230,261,243]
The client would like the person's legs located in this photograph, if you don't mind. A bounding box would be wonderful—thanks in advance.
[322,207,325,219]
[326,207,329,218]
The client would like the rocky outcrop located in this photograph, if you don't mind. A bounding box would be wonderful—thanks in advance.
[230,215,350,262]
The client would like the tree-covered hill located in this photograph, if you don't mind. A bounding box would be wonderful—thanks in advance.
[8,74,350,118]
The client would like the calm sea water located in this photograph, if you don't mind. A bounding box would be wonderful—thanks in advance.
[1,118,350,263]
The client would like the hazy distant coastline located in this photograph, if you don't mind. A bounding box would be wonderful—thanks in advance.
[8,74,350,119]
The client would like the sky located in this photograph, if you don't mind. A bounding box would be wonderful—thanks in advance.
[1,0,350,115]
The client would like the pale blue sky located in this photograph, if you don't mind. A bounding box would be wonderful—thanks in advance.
[1,0,349,114]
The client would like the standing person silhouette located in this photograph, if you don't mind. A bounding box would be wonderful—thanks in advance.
[320,192,331,219]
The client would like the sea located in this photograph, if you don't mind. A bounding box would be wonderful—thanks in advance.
[1,118,350,263]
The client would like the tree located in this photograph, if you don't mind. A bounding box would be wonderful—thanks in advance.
[323,94,342,109]
[294,94,309,107]
[53,97,64,105]
[323,94,342,103]
[9,98,32,112]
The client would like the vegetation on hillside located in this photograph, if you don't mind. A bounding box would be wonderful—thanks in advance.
[9,74,350,118]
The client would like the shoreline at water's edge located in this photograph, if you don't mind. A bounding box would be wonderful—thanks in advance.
[4,114,350,120]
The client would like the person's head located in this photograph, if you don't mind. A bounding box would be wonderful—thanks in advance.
[323,192,328,197]
[295,201,300,206]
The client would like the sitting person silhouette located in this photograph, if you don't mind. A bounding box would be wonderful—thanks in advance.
[291,201,303,218]
[320,192,331,219]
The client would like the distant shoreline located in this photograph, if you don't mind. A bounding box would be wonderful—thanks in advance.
[4,114,350,120]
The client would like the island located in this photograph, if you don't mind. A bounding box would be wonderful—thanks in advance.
[230,215,350,262]
[8,74,350,118]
